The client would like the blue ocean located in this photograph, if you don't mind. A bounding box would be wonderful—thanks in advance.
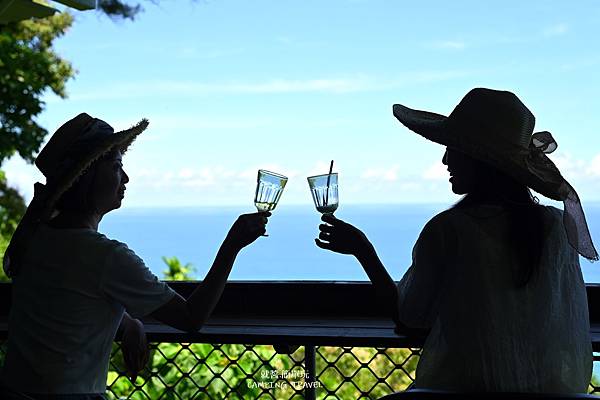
[100,203,600,283]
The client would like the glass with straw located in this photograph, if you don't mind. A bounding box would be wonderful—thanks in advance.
[254,169,288,236]
[307,160,338,215]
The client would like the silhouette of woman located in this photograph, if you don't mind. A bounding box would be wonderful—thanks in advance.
[0,114,269,399]
[315,88,598,393]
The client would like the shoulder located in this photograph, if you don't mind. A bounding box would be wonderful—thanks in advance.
[421,208,459,234]
[65,228,144,268]
[425,208,456,225]
[102,237,144,267]
[99,236,154,285]
[542,205,563,221]
[538,205,570,240]
[415,209,458,246]
[417,205,501,244]
[35,224,123,255]
[85,231,138,259]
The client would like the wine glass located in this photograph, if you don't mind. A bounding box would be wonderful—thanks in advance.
[307,173,338,215]
[254,169,288,236]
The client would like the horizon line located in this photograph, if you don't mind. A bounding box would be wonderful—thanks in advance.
[113,200,600,210]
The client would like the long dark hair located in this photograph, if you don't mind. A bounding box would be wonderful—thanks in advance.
[452,170,545,287]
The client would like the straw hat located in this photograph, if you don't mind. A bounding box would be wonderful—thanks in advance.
[393,88,598,261]
[34,113,148,220]
[3,113,148,277]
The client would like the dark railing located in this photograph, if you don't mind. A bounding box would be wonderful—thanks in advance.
[1,282,600,399]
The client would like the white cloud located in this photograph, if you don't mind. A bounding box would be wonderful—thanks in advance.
[132,166,223,189]
[586,154,600,177]
[174,46,245,60]
[113,115,364,140]
[397,181,421,190]
[148,115,276,132]
[543,23,569,37]
[128,164,299,191]
[10,151,596,208]
[50,70,474,103]
[560,57,600,71]
[422,161,447,180]
[177,168,195,179]
[360,165,399,182]
[551,152,588,179]
[427,40,467,50]
[64,77,378,102]
[275,36,293,44]
[2,156,44,202]
[306,161,338,178]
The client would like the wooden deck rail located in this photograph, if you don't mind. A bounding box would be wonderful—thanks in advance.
[1,281,599,350]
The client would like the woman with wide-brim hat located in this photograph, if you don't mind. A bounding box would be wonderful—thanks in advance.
[315,88,597,393]
[0,114,270,399]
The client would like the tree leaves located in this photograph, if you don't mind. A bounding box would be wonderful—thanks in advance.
[0,13,75,165]
[162,256,196,280]
[0,14,76,280]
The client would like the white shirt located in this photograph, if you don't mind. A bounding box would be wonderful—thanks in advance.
[397,205,592,393]
[0,224,176,394]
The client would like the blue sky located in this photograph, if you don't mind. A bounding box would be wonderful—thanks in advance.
[5,0,600,207]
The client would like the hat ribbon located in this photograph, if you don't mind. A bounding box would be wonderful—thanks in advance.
[527,132,599,262]
[529,131,557,154]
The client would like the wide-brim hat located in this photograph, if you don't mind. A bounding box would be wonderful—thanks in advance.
[392,88,598,261]
[35,113,148,221]
[3,113,148,277]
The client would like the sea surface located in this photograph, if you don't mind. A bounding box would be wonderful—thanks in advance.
[100,203,600,283]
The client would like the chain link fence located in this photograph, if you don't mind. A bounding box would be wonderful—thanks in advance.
[1,341,599,399]
[105,342,419,399]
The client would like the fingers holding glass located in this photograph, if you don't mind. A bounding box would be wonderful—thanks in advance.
[319,223,334,233]
[243,212,270,238]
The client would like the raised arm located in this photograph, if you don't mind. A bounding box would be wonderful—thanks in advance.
[315,214,402,326]
[151,212,270,332]
[315,213,449,334]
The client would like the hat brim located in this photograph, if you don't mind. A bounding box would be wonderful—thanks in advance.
[393,104,450,147]
[41,118,149,221]
[392,103,570,201]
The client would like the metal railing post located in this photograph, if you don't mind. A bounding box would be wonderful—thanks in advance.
[305,344,316,400]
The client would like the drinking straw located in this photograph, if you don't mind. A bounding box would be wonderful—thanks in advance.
[325,160,334,206]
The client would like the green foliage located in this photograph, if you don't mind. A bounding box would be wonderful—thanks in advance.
[162,256,195,281]
[0,171,25,238]
[106,343,307,399]
[104,343,419,399]
[98,0,143,20]
[0,170,26,282]
[315,347,415,399]
[590,374,600,394]
[0,236,9,282]
[0,13,74,281]
[103,257,420,398]
[0,13,75,165]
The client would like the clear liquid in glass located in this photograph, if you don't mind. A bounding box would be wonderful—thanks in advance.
[254,201,277,212]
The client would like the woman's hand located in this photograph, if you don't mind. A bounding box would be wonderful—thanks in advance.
[120,316,149,381]
[315,214,372,257]
[224,212,271,251]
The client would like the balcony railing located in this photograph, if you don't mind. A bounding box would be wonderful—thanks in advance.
[1,282,600,399]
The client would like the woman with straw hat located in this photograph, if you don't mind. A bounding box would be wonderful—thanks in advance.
[315,88,597,393]
[0,114,269,399]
